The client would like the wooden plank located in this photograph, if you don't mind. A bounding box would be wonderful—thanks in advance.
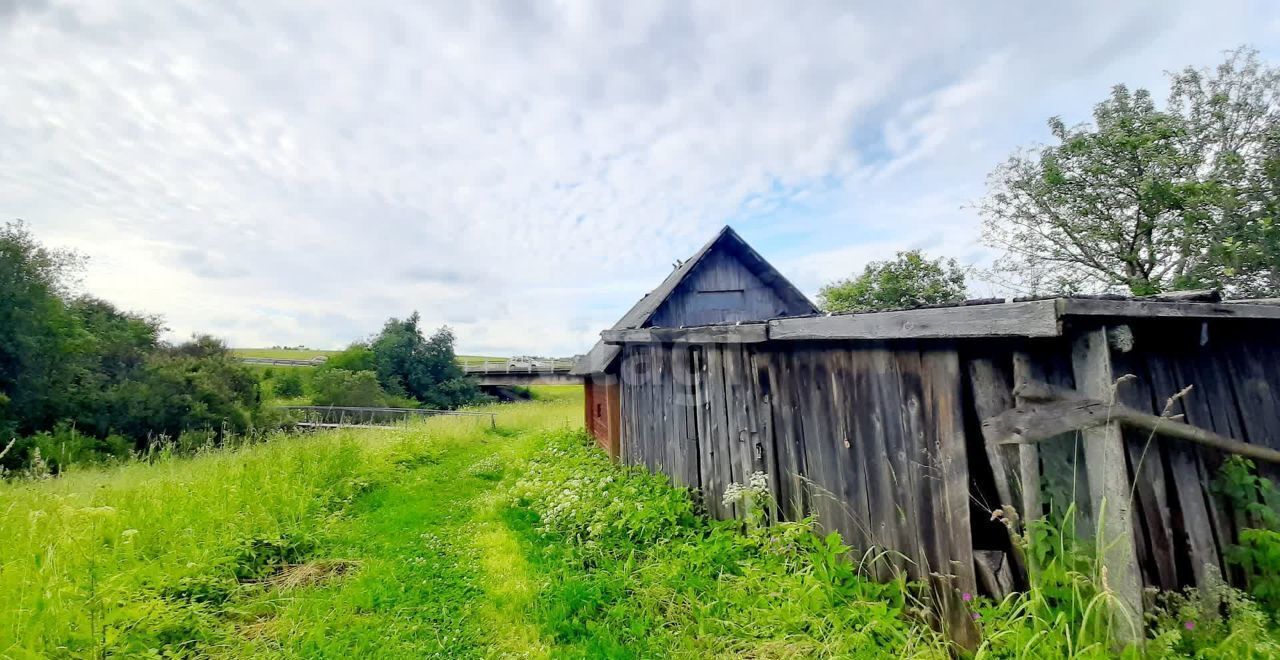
[634,345,650,471]
[705,345,735,519]
[672,347,700,488]
[1224,334,1280,485]
[893,346,931,580]
[1011,351,1043,527]
[986,392,1280,465]
[1144,354,1224,588]
[866,347,911,578]
[749,349,783,521]
[967,355,1021,511]
[1027,344,1093,533]
[1060,298,1280,321]
[1071,327,1143,644]
[1110,347,1177,591]
[795,348,846,537]
[691,347,719,517]
[766,348,809,521]
[602,324,770,345]
[921,346,977,597]
[722,343,749,520]
[661,345,682,483]
[848,348,893,578]
[619,349,635,464]
[768,300,1062,341]
[1172,350,1239,583]
[830,347,873,552]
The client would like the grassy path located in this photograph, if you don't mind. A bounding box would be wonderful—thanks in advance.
[222,422,556,658]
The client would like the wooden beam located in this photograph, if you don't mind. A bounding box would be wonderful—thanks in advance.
[985,390,1280,465]
[1071,328,1143,646]
[1011,352,1043,530]
[601,324,768,345]
[1060,298,1280,321]
[767,300,1062,341]
[968,357,1022,510]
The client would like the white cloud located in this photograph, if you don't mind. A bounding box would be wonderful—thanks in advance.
[2,0,1276,355]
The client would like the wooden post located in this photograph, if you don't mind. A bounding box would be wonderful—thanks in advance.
[1011,352,1042,527]
[1071,327,1143,646]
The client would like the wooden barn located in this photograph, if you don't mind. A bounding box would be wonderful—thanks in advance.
[596,286,1280,645]
[571,226,818,457]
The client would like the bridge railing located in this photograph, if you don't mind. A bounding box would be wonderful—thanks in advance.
[462,358,576,374]
[241,357,327,366]
[278,405,496,428]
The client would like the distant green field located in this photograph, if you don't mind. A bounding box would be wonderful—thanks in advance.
[233,349,504,365]
[232,348,342,360]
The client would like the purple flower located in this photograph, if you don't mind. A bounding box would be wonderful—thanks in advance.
[1185,621,1195,631]
[972,612,981,621]
[961,592,972,602]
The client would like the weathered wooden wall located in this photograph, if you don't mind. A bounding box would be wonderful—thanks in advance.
[618,340,977,592]
[615,319,1280,598]
[965,321,1280,593]
[584,375,621,458]
[647,249,812,328]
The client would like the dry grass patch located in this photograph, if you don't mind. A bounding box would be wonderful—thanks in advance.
[262,559,362,591]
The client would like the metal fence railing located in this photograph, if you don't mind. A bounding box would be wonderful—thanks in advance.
[461,358,576,374]
[278,405,496,429]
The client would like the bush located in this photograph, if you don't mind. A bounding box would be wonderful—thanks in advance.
[273,369,305,398]
[508,429,940,657]
[310,370,388,408]
[509,430,1280,657]
[323,344,376,372]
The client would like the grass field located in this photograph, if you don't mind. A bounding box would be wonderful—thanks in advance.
[231,348,504,366]
[3,384,1276,658]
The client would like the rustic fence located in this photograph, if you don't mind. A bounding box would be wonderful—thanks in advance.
[601,298,1280,646]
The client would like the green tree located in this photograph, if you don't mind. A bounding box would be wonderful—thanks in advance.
[817,250,967,313]
[105,335,261,442]
[982,47,1280,296]
[0,222,268,469]
[368,314,484,409]
[0,221,84,437]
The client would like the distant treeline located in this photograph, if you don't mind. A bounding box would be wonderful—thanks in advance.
[0,222,483,473]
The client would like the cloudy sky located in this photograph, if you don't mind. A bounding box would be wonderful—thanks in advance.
[3,1,1278,356]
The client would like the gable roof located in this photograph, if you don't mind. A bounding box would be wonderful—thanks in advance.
[571,226,817,375]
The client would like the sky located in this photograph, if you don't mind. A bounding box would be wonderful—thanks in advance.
[3,1,1279,357]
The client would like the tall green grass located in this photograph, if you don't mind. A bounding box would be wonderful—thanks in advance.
[5,383,1276,658]
[0,391,578,658]
[507,431,1280,659]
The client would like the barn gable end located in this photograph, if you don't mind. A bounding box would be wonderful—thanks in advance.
[572,226,816,377]
[573,226,817,459]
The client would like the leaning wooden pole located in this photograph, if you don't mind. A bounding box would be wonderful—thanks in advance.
[1070,328,1143,647]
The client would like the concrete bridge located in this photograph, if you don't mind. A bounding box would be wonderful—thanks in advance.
[462,359,582,387]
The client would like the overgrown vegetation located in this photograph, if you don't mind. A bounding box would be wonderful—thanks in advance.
[1,223,491,471]
[2,389,1277,657]
[818,249,968,313]
[510,432,1280,658]
[1214,456,1280,614]
[309,315,486,409]
[0,222,268,473]
[0,388,576,657]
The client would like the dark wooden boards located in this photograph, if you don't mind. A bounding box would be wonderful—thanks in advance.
[609,315,1280,617]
